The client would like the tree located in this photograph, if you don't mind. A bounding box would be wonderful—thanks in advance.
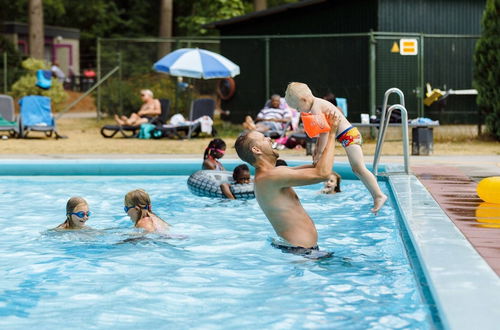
[28,0,44,60]
[157,0,173,58]
[473,0,500,140]
[254,0,267,11]
[176,0,246,36]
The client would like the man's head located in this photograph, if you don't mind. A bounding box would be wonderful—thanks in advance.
[285,82,314,112]
[235,130,278,166]
[140,89,154,100]
[270,94,281,109]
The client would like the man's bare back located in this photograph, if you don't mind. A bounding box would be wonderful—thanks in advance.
[255,168,318,248]
[235,113,340,249]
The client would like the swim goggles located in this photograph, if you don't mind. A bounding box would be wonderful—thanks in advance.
[69,211,92,218]
[210,148,225,154]
[124,205,149,213]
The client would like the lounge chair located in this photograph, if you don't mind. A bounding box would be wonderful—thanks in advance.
[100,98,170,138]
[0,95,19,137]
[18,95,65,139]
[157,98,216,139]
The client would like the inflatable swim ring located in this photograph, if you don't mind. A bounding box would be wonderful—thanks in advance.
[477,176,500,204]
[187,170,255,200]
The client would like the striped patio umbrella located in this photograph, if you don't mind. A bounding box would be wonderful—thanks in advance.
[153,48,240,79]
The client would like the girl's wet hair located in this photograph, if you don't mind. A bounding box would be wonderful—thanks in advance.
[65,196,88,222]
[203,138,226,159]
[233,164,250,181]
[124,189,153,221]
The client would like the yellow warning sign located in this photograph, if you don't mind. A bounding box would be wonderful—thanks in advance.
[391,42,399,53]
[399,38,418,55]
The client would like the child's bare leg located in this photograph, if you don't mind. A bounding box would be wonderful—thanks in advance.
[345,145,387,214]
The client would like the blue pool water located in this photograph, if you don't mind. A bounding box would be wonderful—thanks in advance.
[0,175,434,329]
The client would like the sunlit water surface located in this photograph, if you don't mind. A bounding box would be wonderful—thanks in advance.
[0,176,433,329]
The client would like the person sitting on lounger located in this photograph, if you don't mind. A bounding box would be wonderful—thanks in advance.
[114,89,161,126]
[243,94,292,133]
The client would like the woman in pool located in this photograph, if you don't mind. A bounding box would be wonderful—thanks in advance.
[202,138,227,170]
[124,189,170,233]
[56,196,91,230]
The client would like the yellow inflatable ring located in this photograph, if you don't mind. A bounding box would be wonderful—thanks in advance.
[476,176,500,204]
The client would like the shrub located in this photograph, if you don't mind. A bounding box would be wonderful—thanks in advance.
[473,0,500,140]
[100,73,200,118]
[10,58,68,109]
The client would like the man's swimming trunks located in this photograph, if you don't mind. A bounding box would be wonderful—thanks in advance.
[271,241,333,259]
[336,126,362,148]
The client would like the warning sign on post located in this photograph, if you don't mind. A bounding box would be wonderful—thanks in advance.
[400,39,418,55]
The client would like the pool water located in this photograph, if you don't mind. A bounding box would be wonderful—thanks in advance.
[0,176,433,329]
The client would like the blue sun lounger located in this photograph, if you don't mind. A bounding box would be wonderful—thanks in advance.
[18,95,65,138]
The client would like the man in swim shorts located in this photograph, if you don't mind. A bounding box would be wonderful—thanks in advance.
[235,112,340,252]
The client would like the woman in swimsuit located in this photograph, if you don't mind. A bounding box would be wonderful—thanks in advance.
[114,89,161,126]
[55,196,92,230]
[124,189,170,234]
[202,138,227,171]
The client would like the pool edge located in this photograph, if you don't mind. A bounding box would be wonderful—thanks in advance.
[388,174,500,330]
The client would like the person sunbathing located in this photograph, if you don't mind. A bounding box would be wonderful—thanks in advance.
[114,89,161,126]
[243,94,292,133]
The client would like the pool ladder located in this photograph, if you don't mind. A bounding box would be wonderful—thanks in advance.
[372,88,410,175]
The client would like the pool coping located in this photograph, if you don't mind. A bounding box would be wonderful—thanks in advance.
[388,174,500,330]
[1,159,500,329]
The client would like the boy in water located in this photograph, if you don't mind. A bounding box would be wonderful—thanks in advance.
[220,164,252,199]
[285,82,387,213]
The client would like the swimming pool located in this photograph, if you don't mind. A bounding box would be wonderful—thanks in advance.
[0,159,498,329]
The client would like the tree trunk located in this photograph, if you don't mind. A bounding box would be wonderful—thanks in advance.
[254,0,267,11]
[29,0,44,60]
[157,0,173,58]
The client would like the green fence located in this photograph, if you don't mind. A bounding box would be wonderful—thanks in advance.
[94,32,480,124]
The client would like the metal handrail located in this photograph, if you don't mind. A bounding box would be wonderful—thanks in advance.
[56,66,120,120]
[373,88,410,175]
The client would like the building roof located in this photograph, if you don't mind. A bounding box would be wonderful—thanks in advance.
[205,0,328,29]
[2,21,80,39]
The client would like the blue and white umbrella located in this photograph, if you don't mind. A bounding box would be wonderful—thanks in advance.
[153,48,240,79]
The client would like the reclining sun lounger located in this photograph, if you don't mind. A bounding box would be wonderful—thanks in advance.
[18,95,65,139]
[100,99,170,138]
[154,98,216,139]
[0,95,19,138]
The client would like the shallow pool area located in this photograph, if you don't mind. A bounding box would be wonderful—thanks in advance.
[0,159,499,330]
[0,173,437,329]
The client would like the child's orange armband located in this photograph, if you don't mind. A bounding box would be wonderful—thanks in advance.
[301,112,331,138]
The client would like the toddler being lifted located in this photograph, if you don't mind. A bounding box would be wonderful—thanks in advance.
[285,82,387,213]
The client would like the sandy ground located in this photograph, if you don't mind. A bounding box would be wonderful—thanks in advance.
[0,116,499,156]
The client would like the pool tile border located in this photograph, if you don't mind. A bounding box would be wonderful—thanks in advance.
[388,174,500,330]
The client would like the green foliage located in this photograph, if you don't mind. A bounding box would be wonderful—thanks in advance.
[10,58,68,108]
[100,73,193,118]
[177,0,247,36]
[0,35,24,90]
[473,0,500,140]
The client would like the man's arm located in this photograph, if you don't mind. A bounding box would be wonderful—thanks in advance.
[267,113,339,187]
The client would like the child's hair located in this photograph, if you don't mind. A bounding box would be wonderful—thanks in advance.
[284,82,313,109]
[275,159,288,167]
[65,196,87,223]
[233,164,250,181]
[124,189,153,220]
[323,171,342,193]
[203,138,226,160]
